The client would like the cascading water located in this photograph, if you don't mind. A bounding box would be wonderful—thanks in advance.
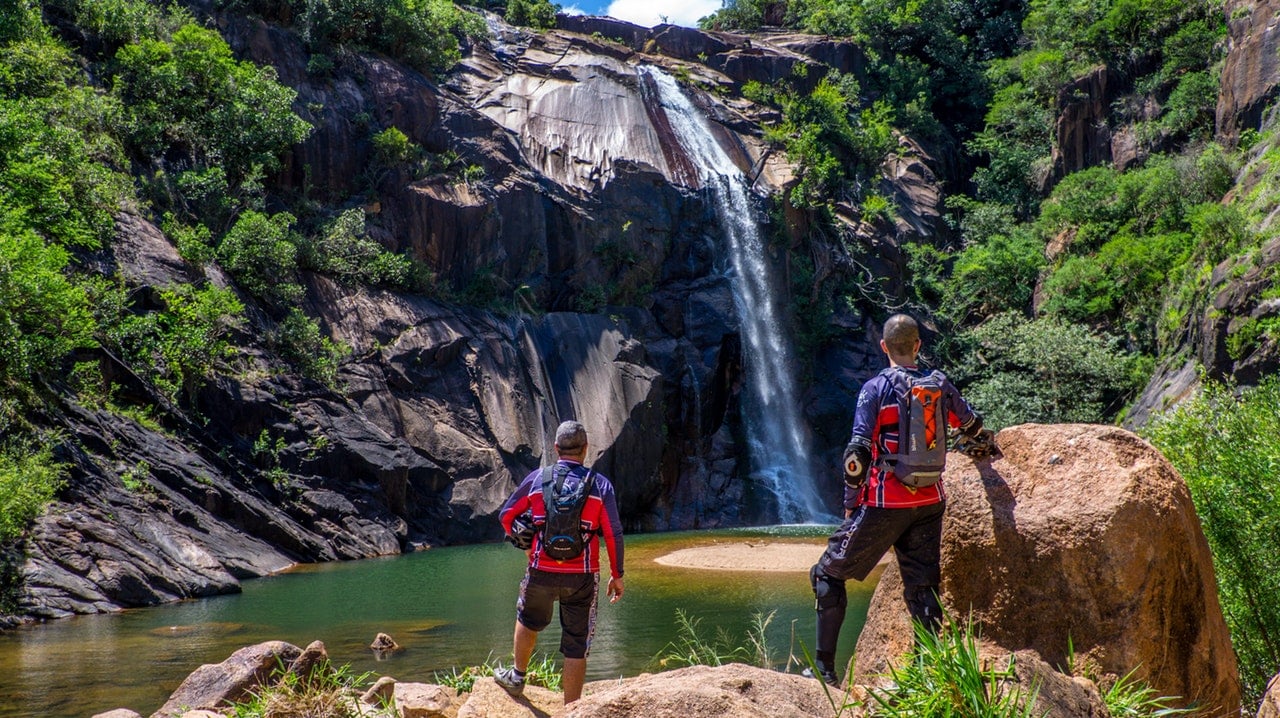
[640,66,827,523]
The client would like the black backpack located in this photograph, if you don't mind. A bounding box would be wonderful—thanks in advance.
[540,465,597,561]
[878,367,949,488]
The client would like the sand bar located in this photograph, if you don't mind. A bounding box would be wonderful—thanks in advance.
[653,542,824,572]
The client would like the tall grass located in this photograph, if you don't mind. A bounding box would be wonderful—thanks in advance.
[229,661,374,718]
[867,617,1042,718]
[1144,376,1280,705]
[653,609,777,669]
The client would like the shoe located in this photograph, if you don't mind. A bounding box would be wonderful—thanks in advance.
[802,666,839,687]
[493,665,525,696]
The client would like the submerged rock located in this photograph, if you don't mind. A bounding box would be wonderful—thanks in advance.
[152,640,302,718]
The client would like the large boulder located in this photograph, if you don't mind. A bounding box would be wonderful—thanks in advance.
[854,424,1240,717]
[565,663,832,718]
[151,641,302,718]
[1260,673,1280,718]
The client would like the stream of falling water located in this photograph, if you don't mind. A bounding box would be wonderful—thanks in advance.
[639,66,826,523]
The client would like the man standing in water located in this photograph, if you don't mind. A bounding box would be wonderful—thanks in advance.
[495,420,625,704]
[807,314,994,686]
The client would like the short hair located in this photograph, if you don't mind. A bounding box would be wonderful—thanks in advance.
[882,314,920,357]
[554,420,588,453]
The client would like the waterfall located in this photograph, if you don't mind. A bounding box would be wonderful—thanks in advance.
[639,66,827,523]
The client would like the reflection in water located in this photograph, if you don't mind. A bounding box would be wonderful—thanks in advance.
[0,527,877,718]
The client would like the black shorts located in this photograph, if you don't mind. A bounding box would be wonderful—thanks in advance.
[515,568,599,659]
[817,501,945,587]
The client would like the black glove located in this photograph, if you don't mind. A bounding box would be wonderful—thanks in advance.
[954,428,999,460]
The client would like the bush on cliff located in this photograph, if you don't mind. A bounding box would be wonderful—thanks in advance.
[1145,377,1280,706]
[0,441,68,545]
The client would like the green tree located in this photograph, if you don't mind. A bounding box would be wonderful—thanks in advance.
[0,219,96,385]
[1144,378,1280,706]
[218,211,303,303]
[959,313,1135,428]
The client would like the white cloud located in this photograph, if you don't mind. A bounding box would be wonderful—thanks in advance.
[603,0,720,27]
[559,4,587,14]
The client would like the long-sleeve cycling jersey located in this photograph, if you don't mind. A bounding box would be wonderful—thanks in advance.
[844,365,979,509]
[499,459,625,579]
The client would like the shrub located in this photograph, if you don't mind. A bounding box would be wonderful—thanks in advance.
[219,211,303,303]
[287,0,484,75]
[959,313,1135,428]
[1144,377,1280,706]
[505,0,558,29]
[112,23,311,183]
[273,309,348,387]
[0,440,68,545]
[942,229,1045,324]
[105,284,245,405]
[0,220,96,384]
[299,209,419,289]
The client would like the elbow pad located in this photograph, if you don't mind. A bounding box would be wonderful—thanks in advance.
[843,438,872,487]
[959,412,985,438]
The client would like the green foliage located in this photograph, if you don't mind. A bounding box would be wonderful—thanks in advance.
[959,313,1135,429]
[653,609,776,669]
[273,309,348,387]
[944,229,1045,324]
[228,0,484,75]
[1100,666,1196,717]
[433,653,562,693]
[1,38,133,248]
[749,74,895,208]
[868,617,1041,717]
[104,283,245,405]
[53,0,190,51]
[0,219,96,384]
[230,660,374,718]
[219,211,303,304]
[1144,377,1280,706]
[298,209,426,290]
[505,0,558,29]
[371,127,418,165]
[113,24,311,182]
[0,440,67,545]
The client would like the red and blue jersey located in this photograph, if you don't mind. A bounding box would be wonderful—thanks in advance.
[499,459,625,579]
[846,365,977,509]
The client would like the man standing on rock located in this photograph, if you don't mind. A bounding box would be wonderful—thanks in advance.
[495,420,625,704]
[807,313,993,686]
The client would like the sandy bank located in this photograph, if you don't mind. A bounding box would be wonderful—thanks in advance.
[653,541,825,572]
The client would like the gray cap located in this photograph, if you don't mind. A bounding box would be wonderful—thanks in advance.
[554,420,588,452]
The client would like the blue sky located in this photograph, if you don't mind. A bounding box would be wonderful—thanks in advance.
[561,0,723,29]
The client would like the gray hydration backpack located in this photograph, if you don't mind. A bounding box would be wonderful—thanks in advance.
[539,465,596,561]
[879,367,948,488]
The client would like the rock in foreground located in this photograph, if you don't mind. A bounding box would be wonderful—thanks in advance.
[854,423,1240,716]
[565,663,832,718]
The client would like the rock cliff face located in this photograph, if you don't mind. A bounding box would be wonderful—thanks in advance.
[15,14,946,618]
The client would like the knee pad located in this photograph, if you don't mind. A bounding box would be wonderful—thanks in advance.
[814,571,848,613]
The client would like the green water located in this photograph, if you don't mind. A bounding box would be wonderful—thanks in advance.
[0,527,879,717]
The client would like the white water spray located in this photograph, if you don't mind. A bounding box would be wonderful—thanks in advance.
[640,67,826,523]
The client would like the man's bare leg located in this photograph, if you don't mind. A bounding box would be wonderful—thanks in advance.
[562,657,586,703]
[513,621,538,671]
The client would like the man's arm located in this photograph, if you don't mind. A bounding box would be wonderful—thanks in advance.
[598,481,625,580]
[498,471,536,534]
[842,377,883,510]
